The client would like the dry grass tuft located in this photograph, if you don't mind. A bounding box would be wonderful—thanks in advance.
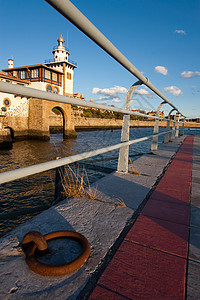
[59,164,97,200]
[128,159,140,175]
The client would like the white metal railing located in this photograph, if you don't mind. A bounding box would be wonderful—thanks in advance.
[0,81,179,122]
[45,0,184,117]
[0,131,171,185]
[0,0,190,187]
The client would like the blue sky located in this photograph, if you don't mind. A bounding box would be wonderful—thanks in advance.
[0,0,200,117]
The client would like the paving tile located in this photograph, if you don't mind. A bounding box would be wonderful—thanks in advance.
[192,169,200,177]
[191,182,200,193]
[169,160,193,171]
[165,166,192,177]
[169,163,192,173]
[156,176,191,192]
[142,198,190,226]
[192,176,200,184]
[192,163,200,170]
[151,186,191,204]
[190,194,200,208]
[190,205,200,229]
[189,226,200,262]
[98,242,187,299]
[150,189,190,205]
[187,260,200,299]
[125,214,189,258]
[89,285,127,300]
[161,172,192,184]
[176,154,193,159]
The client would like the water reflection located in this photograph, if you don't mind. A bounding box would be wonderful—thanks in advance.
[0,128,197,237]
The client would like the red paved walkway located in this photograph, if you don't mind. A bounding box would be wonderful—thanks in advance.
[90,136,194,299]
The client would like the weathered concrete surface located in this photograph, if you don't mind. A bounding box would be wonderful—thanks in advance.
[187,135,200,299]
[0,136,185,299]
[0,199,133,300]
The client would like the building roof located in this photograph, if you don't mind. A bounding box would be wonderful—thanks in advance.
[2,64,63,74]
[0,72,30,84]
[58,33,64,43]
[45,61,77,68]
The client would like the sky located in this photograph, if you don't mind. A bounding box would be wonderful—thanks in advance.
[0,0,200,117]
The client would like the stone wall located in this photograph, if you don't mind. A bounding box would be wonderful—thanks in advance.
[28,98,77,140]
[50,115,200,130]
[72,117,176,129]
[0,128,12,149]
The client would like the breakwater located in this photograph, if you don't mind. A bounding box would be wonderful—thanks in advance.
[49,115,200,131]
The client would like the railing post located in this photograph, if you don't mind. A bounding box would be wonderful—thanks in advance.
[175,113,180,138]
[54,157,65,203]
[180,118,185,136]
[150,101,166,151]
[117,80,143,173]
[171,117,176,141]
[164,108,176,143]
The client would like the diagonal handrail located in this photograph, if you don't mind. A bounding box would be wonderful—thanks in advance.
[0,130,172,185]
[45,0,184,116]
[0,81,178,122]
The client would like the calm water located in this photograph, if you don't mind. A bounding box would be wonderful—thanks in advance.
[0,127,197,237]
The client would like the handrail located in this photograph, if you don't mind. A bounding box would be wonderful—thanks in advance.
[45,0,184,117]
[0,81,178,122]
[0,130,172,185]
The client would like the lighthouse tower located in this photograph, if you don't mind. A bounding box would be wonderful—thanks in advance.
[52,34,69,62]
[45,34,77,96]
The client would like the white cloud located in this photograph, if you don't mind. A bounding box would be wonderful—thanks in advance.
[154,66,168,75]
[175,29,186,35]
[134,88,153,99]
[163,86,183,96]
[111,98,121,103]
[92,85,127,104]
[92,86,128,97]
[135,88,149,95]
[181,71,200,78]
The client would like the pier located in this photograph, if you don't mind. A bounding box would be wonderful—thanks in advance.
[0,1,199,299]
[0,134,199,299]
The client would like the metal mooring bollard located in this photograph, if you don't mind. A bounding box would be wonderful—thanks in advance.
[54,157,65,203]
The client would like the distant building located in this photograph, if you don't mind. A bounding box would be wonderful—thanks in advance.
[132,109,146,114]
[0,34,84,140]
[147,111,164,119]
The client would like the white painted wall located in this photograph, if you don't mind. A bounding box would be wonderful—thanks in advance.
[0,91,29,117]
[65,65,74,95]
[29,81,63,95]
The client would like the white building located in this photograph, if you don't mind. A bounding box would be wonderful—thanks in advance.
[0,34,84,140]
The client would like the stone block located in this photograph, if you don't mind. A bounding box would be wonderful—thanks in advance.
[189,226,200,262]
[187,260,200,299]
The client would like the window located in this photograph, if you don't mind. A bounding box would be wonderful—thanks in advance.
[67,72,71,80]
[53,87,59,94]
[52,72,58,82]
[21,71,26,79]
[46,85,52,93]
[31,69,39,78]
[3,98,11,107]
[45,69,51,80]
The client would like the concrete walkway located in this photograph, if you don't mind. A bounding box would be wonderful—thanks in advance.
[0,135,198,299]
[90,135,200,299]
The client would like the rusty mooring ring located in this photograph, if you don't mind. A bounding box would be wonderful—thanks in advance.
[22,231,91,276]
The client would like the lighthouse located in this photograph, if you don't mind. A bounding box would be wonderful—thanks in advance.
[52,34,69,63]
